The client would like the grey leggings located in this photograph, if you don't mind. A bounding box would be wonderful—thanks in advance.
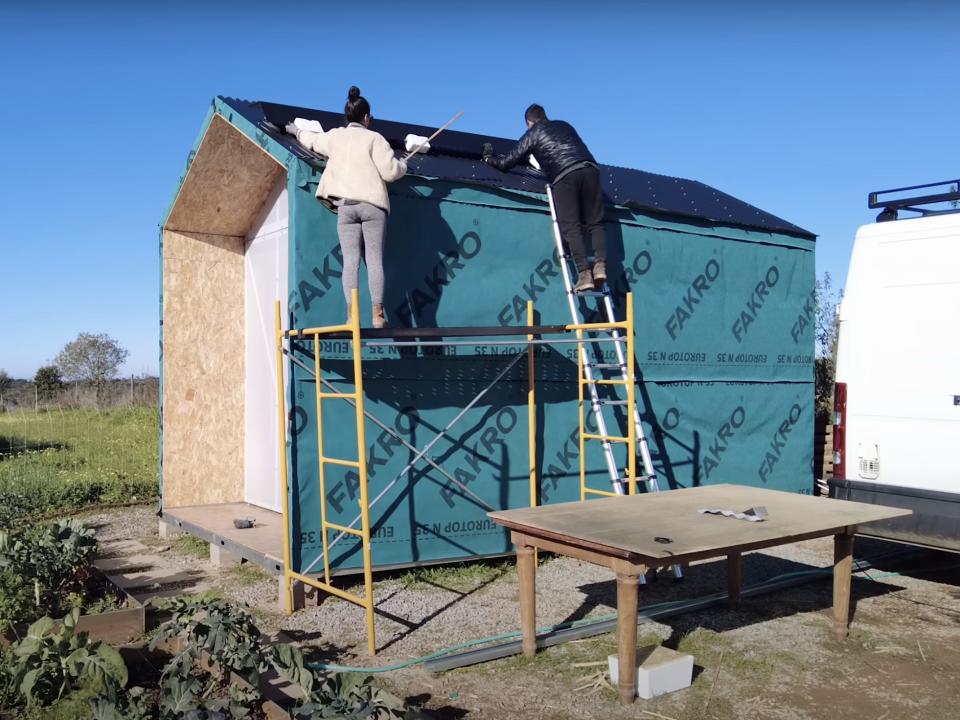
[337,202,387,305]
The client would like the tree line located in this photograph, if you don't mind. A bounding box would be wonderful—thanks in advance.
[0,333,157,410]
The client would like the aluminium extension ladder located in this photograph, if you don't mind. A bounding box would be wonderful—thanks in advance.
[545,184,682,581]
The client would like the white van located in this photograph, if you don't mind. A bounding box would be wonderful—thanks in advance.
[830,181,960,552]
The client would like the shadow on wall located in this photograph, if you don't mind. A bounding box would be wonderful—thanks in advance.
[290,189,689,494]
[382,183,460,330]
[639,379,702,491]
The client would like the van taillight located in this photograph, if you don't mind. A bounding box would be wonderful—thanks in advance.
[833,382,847,480]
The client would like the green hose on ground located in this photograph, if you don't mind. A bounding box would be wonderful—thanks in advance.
[307,557,924,674]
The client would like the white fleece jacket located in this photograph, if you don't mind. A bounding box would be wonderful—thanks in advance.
[295,123,406,212]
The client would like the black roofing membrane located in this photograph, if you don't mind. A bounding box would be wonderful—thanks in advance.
[219,97,814,239]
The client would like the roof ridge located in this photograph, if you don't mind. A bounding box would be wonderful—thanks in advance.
[216,96,815,239]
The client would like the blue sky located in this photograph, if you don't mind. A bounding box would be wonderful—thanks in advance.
[0,1,957,378]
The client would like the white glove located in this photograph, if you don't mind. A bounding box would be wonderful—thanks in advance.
[294,118,324,133]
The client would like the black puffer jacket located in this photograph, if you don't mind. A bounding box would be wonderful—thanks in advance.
[484,120,596,182]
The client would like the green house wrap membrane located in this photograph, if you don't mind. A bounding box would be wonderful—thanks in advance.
[285,158,816,574]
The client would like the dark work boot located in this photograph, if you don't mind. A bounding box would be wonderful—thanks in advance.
[573,270,594,293]
[592,259,607,285]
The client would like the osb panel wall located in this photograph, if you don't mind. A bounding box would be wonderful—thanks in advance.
[166,114,285,237]
[163,229,245,507]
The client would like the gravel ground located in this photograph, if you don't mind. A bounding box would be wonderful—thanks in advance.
[86,505,960,719]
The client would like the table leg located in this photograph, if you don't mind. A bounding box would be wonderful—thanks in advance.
[616,572,640,705]
[727,552,742,609]
[833,532,854,640]
[517,543,537,657]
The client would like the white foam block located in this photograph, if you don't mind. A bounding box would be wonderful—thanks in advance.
[405,134,430,153]
[294,117,324,133]
[608,645,694,699]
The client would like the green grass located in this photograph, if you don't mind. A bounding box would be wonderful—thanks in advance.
[395,558,515,592]
[173,534,209,559]
[676,627,779,676]
[0,407,158,523]
[228,562,272,583]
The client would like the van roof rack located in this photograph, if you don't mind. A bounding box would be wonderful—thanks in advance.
[869,179,960,222]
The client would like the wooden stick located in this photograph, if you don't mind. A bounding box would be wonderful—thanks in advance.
[641,711,680,720]
[703,649,725,715]
[404,110,464,160]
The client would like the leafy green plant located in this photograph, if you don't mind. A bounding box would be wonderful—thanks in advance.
[0,565,36,637]
[144,594,270,718]
[0,492,32,529]
[271,644,422,720]
[150,595,424,719]
[150,594,266,685]
[6,609,127,706]
[1,594,425,720]
[89,686,158,720]
[0,518,101,633]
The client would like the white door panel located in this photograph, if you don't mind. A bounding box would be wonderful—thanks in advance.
[244,185,288,512]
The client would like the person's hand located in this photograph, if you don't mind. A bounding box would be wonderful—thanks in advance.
[481,143,494,163]
[285,122,299,137]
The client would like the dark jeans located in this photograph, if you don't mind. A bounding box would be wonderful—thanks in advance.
[552,164,606,274]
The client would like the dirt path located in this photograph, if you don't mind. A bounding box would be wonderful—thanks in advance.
[88,506,960,719]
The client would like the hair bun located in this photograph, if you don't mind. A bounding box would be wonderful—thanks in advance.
[348,86,361,101]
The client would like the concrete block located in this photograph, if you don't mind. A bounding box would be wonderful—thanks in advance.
[608,645,694,699]
[278,574,305,614]
[158,519,184,539]
[209,542,242,568]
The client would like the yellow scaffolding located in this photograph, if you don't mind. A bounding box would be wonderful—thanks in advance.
[275,289,375,654]
[275,290,637,655]
[576,297,638,500]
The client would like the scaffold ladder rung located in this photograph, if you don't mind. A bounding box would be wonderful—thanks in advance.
[324,522,364,537]
[583,432,630,443]
[320,456,361,469]
[583,488,621,498]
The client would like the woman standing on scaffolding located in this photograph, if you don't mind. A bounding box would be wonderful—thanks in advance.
[286,86,406,328]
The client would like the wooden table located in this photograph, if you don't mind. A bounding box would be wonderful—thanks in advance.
[489,484,910,705]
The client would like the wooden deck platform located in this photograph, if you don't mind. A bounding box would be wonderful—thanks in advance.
[162,502,285,572]
[163,502,514,578]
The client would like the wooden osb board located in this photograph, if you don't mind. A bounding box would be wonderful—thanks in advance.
[166,114,285,237]
[490,484,912,563]
[163,229,245,507]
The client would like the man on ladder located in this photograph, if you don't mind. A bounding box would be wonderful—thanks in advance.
[484,105,682,581]
[482,104,606,293]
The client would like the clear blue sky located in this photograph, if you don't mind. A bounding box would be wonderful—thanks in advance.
[1,1,957,378]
